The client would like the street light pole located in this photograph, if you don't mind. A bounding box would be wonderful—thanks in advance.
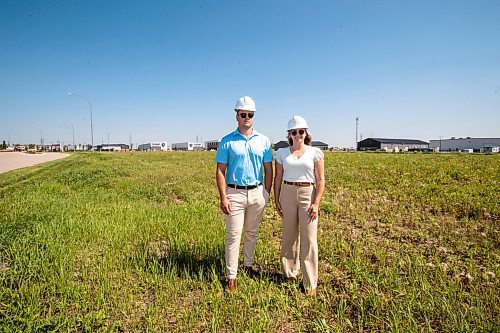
[67,92,93,150]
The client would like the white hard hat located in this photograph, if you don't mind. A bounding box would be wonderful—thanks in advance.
[287,115,308,131]
[234,96,256,112]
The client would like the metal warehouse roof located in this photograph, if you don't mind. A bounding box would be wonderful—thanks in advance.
[368,138,429,145]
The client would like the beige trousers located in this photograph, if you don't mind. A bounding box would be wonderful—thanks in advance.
[280,183,318,290]
[224,185,269,279]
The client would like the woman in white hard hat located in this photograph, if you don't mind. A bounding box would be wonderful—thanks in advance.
[274,115,325,296]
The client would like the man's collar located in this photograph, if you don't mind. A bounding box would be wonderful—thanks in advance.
[232,128,260,138]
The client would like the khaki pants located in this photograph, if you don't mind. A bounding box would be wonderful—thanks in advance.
[280,183,318,290]
[224,185,269,279]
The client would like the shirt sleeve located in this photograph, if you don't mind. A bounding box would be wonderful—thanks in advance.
[313,148,324,162]
[263,139,273,163]
[275,148,282,165]
[215,140,228,163]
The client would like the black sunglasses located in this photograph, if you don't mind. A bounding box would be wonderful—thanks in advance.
[239,112,254,119]
[290,129,305,136]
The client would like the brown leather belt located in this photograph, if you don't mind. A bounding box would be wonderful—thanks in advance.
[227,183,262,190]
[284,180,314,187]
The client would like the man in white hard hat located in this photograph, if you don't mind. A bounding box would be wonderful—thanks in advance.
[215,96,273,292]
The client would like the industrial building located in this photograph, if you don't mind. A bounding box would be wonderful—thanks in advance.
[96,143,129,151]
[273,141,329,150]
[137,142,168,151]
[204,140,220,151]
[29,144,62,152]
[357,138,429,152]
[311,141,329,150]
[429,137,500,152]
[171,142,203,151]
[64,144,91,151]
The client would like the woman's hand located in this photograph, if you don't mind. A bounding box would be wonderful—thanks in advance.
[307,203,319,221]
[275,200,283,218]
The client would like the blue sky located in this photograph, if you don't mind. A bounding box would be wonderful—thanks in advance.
[1,0,499,148]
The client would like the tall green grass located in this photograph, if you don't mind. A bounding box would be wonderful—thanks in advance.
[0,152,498,332]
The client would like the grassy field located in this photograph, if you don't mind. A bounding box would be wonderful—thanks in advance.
[0,151,498,332]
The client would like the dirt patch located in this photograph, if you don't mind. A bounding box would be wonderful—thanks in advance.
[170,193,184,204]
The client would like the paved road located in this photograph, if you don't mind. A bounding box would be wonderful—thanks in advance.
[0,152,69,174]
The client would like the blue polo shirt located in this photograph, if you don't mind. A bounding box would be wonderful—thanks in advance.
[215,128,273,186]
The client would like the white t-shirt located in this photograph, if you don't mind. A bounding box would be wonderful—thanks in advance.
[276,146,324,182]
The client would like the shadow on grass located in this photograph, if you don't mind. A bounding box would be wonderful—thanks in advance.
[141,244,226,283]
[138,243,289,287]
[249,265,288,285]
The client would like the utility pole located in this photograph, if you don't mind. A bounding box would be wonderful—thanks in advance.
[355,117,359,149]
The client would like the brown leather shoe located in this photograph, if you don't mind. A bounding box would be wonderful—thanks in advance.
[286,276,297,283]
[227,278,237,292]
[242,265,259,278]
[305,288,316,296]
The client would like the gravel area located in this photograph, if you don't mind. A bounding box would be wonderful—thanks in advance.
[0,152,69,174]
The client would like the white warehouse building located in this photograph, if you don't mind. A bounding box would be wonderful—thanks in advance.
[429,137,500,153]
[171,142,203,151]
[138,142,169,151]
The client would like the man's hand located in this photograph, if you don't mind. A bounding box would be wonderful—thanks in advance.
[220,196,232,215]
[275,200,283,218]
